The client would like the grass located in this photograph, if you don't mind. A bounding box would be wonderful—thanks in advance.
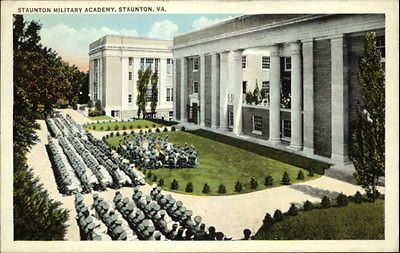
[254,199,384,240]
[106,131,320,196]
[88,115,113,121]
[84,119,163,131]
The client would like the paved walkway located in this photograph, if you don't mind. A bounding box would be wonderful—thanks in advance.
[26,109,385,240]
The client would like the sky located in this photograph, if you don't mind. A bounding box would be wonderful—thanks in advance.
[24,14,239,72]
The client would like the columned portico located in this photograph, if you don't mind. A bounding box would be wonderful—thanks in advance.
[199,54,206,127]
[180,57,188,123]
[231,49,244,135]
[211,53,220,129]
[302,39,314,155]
[219,51,229,131]
[268,45,281,144]
[331,35,349,164]
[289,42,303,150]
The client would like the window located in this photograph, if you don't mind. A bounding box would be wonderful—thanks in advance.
[146,87,152,102]
[128,94,132,103]
[193,58,199,71]
[154,58,159,75]
[284,57,291,71]
[282,120,291,139]
[262,56,270,69]
[376,35,385,59]
[228,111,234,127]
[167,59,173,75]
[128,72,132,80]
[242,56,247,69]
[242,81,247,94]
[166,88,173,102]
[93,83,98,101]
[193,81,199,94]
[253,115,262,133]
[129,57,133,66]
[261,81,270,103]
[145,58,153,71]
[169,111,173,117]
[140,58,145,71]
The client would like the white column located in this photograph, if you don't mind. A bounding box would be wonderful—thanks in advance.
[268,45,281,144]
[219,52,229,131]
[289,42,303,150]
[180,57,188,123]
[173,57,177,121]
[331,35,349,164]
[232,49,244,135]
[211,53,219,129]
[89,59,93,101]
[200,54,206,127]
[99,57,103,105]
[302,39,314,155]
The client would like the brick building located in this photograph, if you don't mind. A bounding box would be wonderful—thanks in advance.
[89,35,174,120]
[171,14,385,165]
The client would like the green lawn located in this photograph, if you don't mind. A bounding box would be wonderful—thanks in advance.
[254,199,384,240]
[88,115,113,121]
[106,131,319,196]
[84,119,164,131]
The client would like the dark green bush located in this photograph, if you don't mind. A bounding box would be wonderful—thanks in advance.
[100,126,104,131]
[185,182,194,193]
[171,126,176,131]
[308,168,315,177]
[110,132,114,137]
[152,175,157,182]
[273,209,284,222]
[303,200,314,211]
[262,213,274,229]
[354,191,363,204]
[287,203,298,216]
[321,196,331,208]
[158,177,164,187]
[116,132,120,137]
[147,170,152,178]
[145,125,149,128]
[163,127,168,132]
[264,175,273,186]
[170,179,179,190]
[123,131,127,136]
[152,123,156,128]
[297,170,305,180]
[181,126,186,131]
[122,125,127,130]
[102,136,106,141]
[202,183,210,194]
[114,125,119,131]
[92,125,96,130]
[281,171,291,185]
[218,184,226,194]
[155,128,160,133]
[107,126,111,131]
[148,129,152,133]
[138,125,142,129]
[234,181,243,192]
[337,193,349,207]
[250,177,258,189]
[129,124,133,129]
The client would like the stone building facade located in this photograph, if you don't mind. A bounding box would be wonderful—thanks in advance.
[89,35,174,120]
[171,14,385,165]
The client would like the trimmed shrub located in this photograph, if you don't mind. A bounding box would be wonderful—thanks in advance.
[171,126,176,131]
[158,177,164,187]
[122,125,127,130]
[273,209,284,222]
[185,182,194,193]
[297,170,305,180]
[148,129,152,133]
[92,125,96,130]
[129,124,134,129]
[287,203,298,216]
[337,193,349,207]
[264,175,273,186]
[123,131,127,136]
[218,184,226,194]
[100,126,104,131]
[145,125,149,128]
[116,132,120,137]
[130,130,135,135]
[152,123,156,128]
[105,134,109,139]
[308,168,315,177]
[110,132,114,137]
[303,200,314,211]
[262,213,274,229]
[234,181,243,192]
[202,183,211,194]
[114,125,119,131]
[163,127,168,132]
[139,129,143,134]
[102,136,106,141]
[170,179,179,190]
[354,191,363,204]
[281,171,291,185]
[181,126,186,131]
[147,170,152,178]
[137,125,142,129]
[155,128,160,133]
[250,177,258,189]
[106,126,111,131]
[321,196,331,208]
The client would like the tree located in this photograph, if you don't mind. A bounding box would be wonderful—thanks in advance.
[350,32,385,201]
[150,72,159,118]
[281,171,291,185]
[253,80,261,105]
[136,67,152,118]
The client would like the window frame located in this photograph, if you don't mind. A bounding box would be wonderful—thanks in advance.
[167,58,174,75]
[262,56,270,70]
[284,57,292,71]
[242,81,247,94]
[128,94,132,103]
[193,58,199,72]
[193,81,199,94]
[166,88,173,102]
[252,115,263,135]
[128,72,132,80]
[242,56,247,69]
[282,119,291,140]
[228,110,234,127]
[128,57,133,66]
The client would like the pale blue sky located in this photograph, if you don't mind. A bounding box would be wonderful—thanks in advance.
[24,14,239,71]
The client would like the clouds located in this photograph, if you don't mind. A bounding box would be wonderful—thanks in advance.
[148,19,178,40]
[40,24,139,70]
[192,16,234,30]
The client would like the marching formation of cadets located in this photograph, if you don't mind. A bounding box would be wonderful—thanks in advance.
[46,114,145,196]
[118,133,198,170]
[74,184,231,241]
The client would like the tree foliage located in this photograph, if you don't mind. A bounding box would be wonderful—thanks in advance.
[136,67,152,118]
[350,32,385,201]
[150,71,159,117]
